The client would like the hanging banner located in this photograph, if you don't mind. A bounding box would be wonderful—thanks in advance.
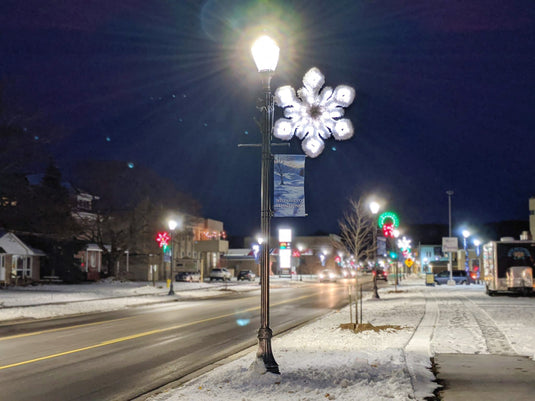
[273,154,306,217]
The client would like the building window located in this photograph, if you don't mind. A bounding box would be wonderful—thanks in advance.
[433,247,443,258]
[15,256,31,278]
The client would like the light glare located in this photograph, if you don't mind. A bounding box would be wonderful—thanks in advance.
[251,35,279,72]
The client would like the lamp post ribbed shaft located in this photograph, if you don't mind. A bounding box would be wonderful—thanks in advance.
[168,229,175,295]
[256,71,279,374]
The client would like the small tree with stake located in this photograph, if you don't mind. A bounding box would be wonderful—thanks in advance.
[338,196,375,326]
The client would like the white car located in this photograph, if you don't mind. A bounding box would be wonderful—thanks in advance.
[318,269,338,282]
[210,268,232,281]
[341,269,357,278]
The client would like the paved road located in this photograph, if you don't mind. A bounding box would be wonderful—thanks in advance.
[0,279,380,401]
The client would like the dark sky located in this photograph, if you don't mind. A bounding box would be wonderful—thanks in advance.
[1,0,534,238]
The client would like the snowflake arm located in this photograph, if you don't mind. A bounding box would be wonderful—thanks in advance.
[273,67,356,158]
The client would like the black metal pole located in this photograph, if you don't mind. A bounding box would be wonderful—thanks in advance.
[168,230,175,295]
[256,71,279,374]
[372,225,380,299]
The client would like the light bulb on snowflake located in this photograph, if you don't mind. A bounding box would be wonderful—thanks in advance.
[273,67,356,158]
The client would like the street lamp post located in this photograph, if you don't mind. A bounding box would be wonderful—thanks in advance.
[473,238,481,281]
[369,201,380,299]
[168,219,178,296]
[446,190,455,286]
[251,34,280,374]
[462,229,470,273]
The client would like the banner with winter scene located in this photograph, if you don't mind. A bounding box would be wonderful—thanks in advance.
[273,154,306,217]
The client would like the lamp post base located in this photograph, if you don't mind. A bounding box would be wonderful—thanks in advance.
[256,327,280,374]
[447,280,456,286]
[168,283,175,295]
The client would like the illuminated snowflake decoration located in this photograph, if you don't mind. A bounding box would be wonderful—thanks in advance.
[273,67,356,158]
[397,236,412,252]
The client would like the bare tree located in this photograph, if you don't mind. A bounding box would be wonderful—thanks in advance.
[338,197,375,263]
[338,195,375,326]
[274,158,286,185]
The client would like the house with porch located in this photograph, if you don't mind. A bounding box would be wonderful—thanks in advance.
[0,231,46,285]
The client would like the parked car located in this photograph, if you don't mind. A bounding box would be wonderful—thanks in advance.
[341,269,357,278]
[373,269,388,281]
[237,270,256,281]
[210,268,232,281]
[175,271,201,282]
[434,270,475,285]
[318,269,338,282]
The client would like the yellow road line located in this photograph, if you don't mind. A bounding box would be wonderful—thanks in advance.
[0,317,135,341]
[0,292,319,371]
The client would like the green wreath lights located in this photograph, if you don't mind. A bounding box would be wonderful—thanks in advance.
[378,211,399,228]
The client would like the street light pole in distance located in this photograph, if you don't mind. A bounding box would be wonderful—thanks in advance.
[369,201,380,299]
[168,219,178,295]
[446,190,455,286]
[462,229,471,274]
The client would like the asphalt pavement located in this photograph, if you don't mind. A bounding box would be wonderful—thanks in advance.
[435,353,535,401]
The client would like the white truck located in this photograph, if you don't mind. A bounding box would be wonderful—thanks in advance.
[482,239,535,296]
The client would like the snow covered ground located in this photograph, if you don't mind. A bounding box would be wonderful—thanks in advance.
[0,277,305,321]
[2,278,535,401]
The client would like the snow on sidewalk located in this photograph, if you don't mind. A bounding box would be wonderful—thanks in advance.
[146,283,430,401]
[144,281,535,401]
[3,278,535,401]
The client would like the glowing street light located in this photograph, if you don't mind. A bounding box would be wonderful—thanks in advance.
[473,238,482,280]
[369,201,380,215]
[251,32,356,373]
[473,238,481,255]
[251,34,280,375]
[462,229,471,273]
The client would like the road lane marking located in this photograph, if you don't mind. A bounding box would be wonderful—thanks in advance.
[0,291,321,371]
[0,317,135,341]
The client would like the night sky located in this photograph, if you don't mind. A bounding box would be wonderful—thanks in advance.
[1,0,534,238]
